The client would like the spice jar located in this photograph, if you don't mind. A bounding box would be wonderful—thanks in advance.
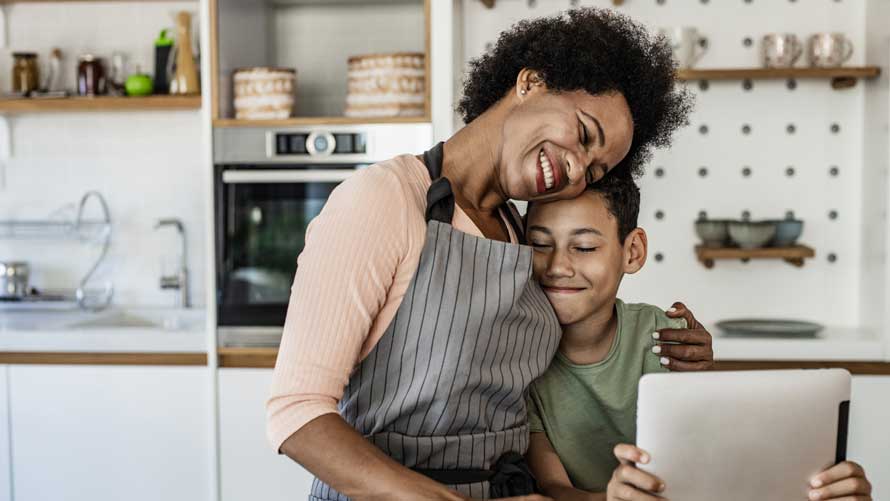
[77,54,106,96]
[12,53,39,94]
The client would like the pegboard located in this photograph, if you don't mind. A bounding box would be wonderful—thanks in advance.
[461,0,889,331]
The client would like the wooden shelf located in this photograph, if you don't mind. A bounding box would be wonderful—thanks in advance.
[0,95,202,113]
[677,67,881,89]
[213,115,430,128]
[696,244,815,269]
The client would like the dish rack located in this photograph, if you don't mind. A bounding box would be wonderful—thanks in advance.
[0,191,113,311]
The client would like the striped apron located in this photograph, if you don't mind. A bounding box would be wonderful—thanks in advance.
[308,143,562,500]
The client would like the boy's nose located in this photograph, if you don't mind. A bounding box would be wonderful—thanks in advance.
[546,251,574,278]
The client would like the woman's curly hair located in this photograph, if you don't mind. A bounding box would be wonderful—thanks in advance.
[457,7,693,179]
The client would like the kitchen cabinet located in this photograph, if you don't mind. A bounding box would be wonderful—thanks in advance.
[848,376,890,501]
[218,368,314,501]
[0,366,11,501]
[7,365,212,501]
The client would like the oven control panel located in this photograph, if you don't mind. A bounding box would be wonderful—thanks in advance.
[272,131,367,156]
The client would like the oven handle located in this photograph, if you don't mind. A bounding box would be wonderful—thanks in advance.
[222,170,356,184]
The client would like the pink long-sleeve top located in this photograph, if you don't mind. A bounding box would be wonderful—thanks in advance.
[266,153,518,451]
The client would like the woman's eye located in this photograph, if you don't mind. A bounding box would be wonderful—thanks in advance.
[585,168,595,185]
[580,121,588,145]
[576,247,597,253]
[531,242,552,250]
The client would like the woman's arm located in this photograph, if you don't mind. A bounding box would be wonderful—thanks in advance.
[527,433,605,501]
[281,415,466,501]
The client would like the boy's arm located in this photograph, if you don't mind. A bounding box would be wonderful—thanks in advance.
[528,433,606,501]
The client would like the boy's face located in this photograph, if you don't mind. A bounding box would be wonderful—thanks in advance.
[527,191,645,326]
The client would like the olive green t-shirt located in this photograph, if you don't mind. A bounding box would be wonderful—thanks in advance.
[527,299,686,493]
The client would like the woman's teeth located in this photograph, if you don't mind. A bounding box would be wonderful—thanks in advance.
[539,150,554,190]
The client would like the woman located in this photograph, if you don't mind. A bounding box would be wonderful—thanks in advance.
[266,9,816,501]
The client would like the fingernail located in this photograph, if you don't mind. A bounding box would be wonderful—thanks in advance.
[652,345,662,354]
[640,453,650,463]
[660,357,670,366]
[667,307,677,313]
[652,332,660,340]
[809,490,821,500]
[810,477,822,488]
[658,483,665,492]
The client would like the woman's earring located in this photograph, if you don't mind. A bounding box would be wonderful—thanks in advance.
[520,89,527,95]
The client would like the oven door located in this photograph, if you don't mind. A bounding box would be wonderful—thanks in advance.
[215,165,358,329]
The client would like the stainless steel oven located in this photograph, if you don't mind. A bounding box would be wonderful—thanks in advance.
[213,123,432,345]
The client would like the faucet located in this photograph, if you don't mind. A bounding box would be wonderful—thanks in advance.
[154,218,190,308]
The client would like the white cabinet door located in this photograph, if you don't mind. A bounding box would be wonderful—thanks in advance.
[0,366,11,501]
[8,365,212,501]
[849,376,890,501]
[218,368,314,501]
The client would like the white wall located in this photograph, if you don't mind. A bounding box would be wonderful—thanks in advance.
[0,1,206,307]
[863,0,890,357]
[462,0,873,331]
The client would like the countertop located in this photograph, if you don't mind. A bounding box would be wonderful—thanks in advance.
[216,326,889,371]
[0,307,208,362]
[711,326,885,361]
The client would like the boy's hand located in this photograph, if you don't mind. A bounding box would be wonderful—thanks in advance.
[808,461,872,500]
[607,444,666,501]
[657,302,714,371]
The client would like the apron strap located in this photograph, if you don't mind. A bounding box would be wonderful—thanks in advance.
[500,202,527,245]
[422,142,455,224]
[421,141,527,244]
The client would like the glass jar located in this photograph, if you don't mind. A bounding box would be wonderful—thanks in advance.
[77,54,106,96]
[12,53,39,94]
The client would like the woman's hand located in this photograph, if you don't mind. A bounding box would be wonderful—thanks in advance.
[606,444,666,501]
[807,461,872,500]
[657,301,714,371]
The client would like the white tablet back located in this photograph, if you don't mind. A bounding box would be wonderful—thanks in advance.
[636,369,851,501]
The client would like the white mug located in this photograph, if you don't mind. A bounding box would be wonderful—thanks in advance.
[808,33,853,68]
[762,34,803,68]
[659,27,707,69]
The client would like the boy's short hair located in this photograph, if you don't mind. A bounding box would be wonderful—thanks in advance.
[589,170,640,243]
[526,171,640,243]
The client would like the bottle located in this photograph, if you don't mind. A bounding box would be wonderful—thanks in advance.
[169,11,199,95]
[76,54,106,96]
[12,52,39,95]
[153,29,173,94]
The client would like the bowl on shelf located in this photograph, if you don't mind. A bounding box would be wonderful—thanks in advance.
[694,219,730,248]
[728,221,777,249]
[768,219,804,247]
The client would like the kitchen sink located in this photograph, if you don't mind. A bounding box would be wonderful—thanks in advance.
[65,308,204,331]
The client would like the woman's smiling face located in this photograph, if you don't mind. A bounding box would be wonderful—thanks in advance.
[498,71,635,203]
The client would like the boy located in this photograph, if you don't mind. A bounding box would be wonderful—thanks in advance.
[523,172,873,501]
[523,171,680,497]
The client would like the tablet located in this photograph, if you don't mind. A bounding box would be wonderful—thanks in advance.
[636,369,851,501]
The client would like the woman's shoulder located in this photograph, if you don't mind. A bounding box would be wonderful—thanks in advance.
[334,154,430,213]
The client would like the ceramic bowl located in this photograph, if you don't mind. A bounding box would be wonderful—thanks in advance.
[694,219,730,248]
[769,219,804,247]
[728,221,777,249]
